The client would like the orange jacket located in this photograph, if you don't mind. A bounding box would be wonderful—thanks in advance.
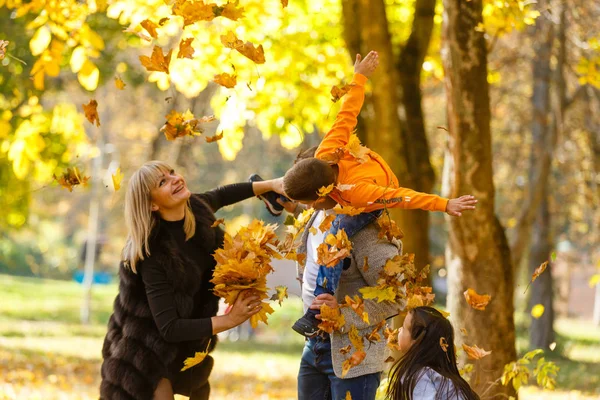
[315,73,449,213]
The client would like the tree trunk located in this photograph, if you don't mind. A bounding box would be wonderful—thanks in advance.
[398,0,437,272]
[441,0,517,396]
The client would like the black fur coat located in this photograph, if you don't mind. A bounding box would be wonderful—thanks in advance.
[100,195,224,399]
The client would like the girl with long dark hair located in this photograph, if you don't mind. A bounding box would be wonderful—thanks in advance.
[387,306,480,400]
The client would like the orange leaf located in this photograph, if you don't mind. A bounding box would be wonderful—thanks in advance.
[333,204,365,216]
[211,218,225,228]
[317,304,346,333]
[362,256,369,272]
[385,356,395,363]
[531,261,548,282]
[343,296,369,325]
[365,320,385,344]
[318,213,336,233]
[440,337,449,353]
[220,30,243,49]
[236,41,265,64]
[0,40,8,60]
[139,45,172,74]
[172,0,215,26]
[309,227,317,235]
[384,326,401,351]
[82,99,100,127]
[114,76,126,90]
[177,38,194,59]
[140,19,158,39]
[376,215,404,242]
[219,2,245,20]
[213,73,237,88]
[463,288,491,311]
[281,0,288,7]
[331,83,354,103]
[53,167,90,192]
[341,350,366,378]
[462,344,491,360]
[205,131,224,143]
[161,109,210,140]
[158,17,170,26]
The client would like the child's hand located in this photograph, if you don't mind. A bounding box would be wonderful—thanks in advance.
[354,51,379,78]
[310,293,339,320]
[446,195,477,217]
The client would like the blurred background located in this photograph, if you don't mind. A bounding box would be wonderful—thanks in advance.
[1,0,599,398]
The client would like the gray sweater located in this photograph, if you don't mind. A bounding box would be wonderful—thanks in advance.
[297,211,403,379]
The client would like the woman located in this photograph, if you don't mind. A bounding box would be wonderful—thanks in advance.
[100,160,283,400]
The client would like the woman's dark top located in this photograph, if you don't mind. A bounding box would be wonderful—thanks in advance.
[139,182,254,343]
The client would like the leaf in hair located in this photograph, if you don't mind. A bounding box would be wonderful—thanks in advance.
[440,337,449,353]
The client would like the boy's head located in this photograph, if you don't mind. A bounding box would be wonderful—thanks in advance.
[283,157,336,203]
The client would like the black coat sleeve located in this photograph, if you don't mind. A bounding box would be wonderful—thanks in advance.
[196,182,255,213]
[140,260,213,343]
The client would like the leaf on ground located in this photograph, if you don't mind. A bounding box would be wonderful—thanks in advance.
[140,19,159,39]
[112,167,123,191]
[54,167,90,192]
[214,73,237,88]
[82,99,100,127]
[114,76,126,90]
[211,218,225,228]
[205,131,224,143]
[177,38,195,59]
[463,288,491,311]
[462,344,491,360]
[139,45,172,74]
[181,339,211,371]
[269,285,288,306]
[331,83,354,103]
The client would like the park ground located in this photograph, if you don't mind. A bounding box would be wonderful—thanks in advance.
[0,274,599,400]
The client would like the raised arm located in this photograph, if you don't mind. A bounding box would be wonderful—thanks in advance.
[315,51,379,159]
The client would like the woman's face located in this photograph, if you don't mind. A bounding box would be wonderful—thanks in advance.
[150,169,191,213]
[398,311,415,352]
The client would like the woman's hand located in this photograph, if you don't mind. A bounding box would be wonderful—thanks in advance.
[309,294,338,319]
[227,290,262,327]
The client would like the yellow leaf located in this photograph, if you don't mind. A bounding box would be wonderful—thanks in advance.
[70,46,87,73]
[112,167,123,191]
[140,19,158,39]
[531,304,545,319]
[341,350,366,378]
[236,41,265,64]
[78,60,99,91]
[220,2,245,20]
[281,0,288,7]
[139,45,172,74]
[30,25,51,56]
[317,183,334,197]
[309,227,317,235]
[115,76,126,90]
[318,213,336,233]
[345,133,370,163]
[0,40,8,60]
[269,285,288,306]
[359,286,396,303]
[345,391,352,400]
[331,83,354,103]
[590,274,600,288]
[318,304,346,333]
[181,339,211,371]
[177,38,195,59]
[333,204,365,216]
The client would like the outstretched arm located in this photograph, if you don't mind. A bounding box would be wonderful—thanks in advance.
[315,51,379,158]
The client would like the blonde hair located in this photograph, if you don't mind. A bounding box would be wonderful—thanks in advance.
[122,160,196,273]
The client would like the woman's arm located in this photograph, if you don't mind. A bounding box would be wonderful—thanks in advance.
[197,179,283,212]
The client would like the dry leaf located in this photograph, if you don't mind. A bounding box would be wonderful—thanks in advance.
[269,285,288,306]
[82,100,100,127]
[385,356,395,363]
[139,45,172,74]
[341,350,366,378]
[178,38,195,59]
[211,218,225,228]
[318,304,346,333]
[0,40,8,60]
[220,30,243,49]
[318,213,336,233]
[54,167,90,192]
[362,256,369,272]
[462,344,491,360]
[376,216,404,242]
[320,148,345,165]
[343,296,369,325]
[463,288,491,311]
[348,325,364,351]
[384,326,401,351]
[112,167,123,191]
[309,227,317,235]
[158,17,170,26]
[213,73,237,88]
[281,0,289,7]
[114,77,126,90]
[161,110,214,141]
[181,339,211,371]
[140,19,159,39]
[219,2,245,20]
[346,133,370,163]
[172,0,215,26]
[333,204,365,216]
[331,83,354,103]
[345,391,352,400]
[317,229,352,267]
[365,320,386,344]
[237,41,266,64]
[205,131,224,143]
[339,344,352,355]
[317,183,334,197]
[460,328,468,336]
[440,337,449,353]
[532,261,548,283]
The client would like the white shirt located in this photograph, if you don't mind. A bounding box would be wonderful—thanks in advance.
[302,210,333,312]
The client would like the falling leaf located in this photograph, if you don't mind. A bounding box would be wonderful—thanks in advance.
[317,229,352,267]
[158,17,170,26]
[438,309,450,318]
[112,167,123,191]
[54,167,90,192]
[440,337,449,353]
[214,73,237,88]
[345,391,352,400]
[377,216,404,242]
[161,109,212,141]
[181,340,211,371]
[550,252,557,262]
[333,204,365,216]
[177,38,195,59]
[114,76,126,90]
[211,218,225,228]
[462,344,491,360]
[339,344,352,355]
[205,131,224,143]
[345,133,370,163]
[269,285,288,306]
[246,82,252,91]
[365,320,385,344]
[139,45,172,74]
[237,41,266,64]
[531,261,548,283]
[385,356,395,363]
[318,213,336,233]
[220,31,243,49]
[219,2,245,20]
[348,325,364,351]
[343,296,369,325]
[359,286,396,303]
[140,19,159,39]
[0,40,8,60]
[460,328,468,336]
[362,256,369,272]
[463,288,491,311]
[531,304,545,319]
[318,304,346,333]
[172,0,215,26]
[331,83,354,103]
[384,326,401,351]
[320,148,345,165]
[281,0,289,7]
[82,99,100,127]
[341,350,366,378]
[549,342,556,351]
[317,183,334,197]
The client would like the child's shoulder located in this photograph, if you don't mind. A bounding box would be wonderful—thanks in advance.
[413,368,464,400]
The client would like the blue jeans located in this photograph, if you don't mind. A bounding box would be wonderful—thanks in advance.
[298,335,381,400]
[314,210,382,297]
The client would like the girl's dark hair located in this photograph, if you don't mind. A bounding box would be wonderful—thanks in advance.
[387,306,480,400]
